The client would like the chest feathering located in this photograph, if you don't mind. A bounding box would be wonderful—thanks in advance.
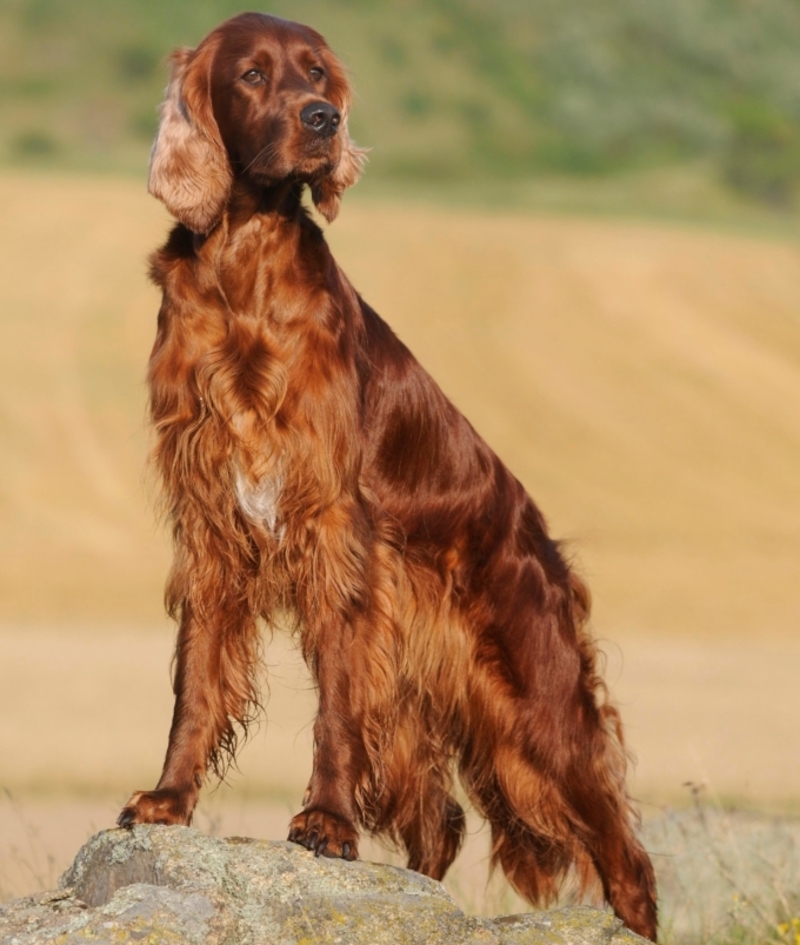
[234,467,283,535]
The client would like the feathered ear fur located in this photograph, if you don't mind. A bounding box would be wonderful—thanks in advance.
[311,108,369,223]
[148,45,232,235]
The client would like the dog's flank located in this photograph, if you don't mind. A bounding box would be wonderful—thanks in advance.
[117,13,658,941]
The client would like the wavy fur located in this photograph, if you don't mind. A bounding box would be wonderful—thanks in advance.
[118,13,657,941]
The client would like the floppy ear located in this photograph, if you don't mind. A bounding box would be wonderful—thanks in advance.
[311,107,368,223]
[148,45,232,234]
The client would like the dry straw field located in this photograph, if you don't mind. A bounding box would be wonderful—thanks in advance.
[1,170,799,908]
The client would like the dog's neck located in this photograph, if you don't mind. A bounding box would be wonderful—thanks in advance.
[222,176,315,227]
[188,176,337,323]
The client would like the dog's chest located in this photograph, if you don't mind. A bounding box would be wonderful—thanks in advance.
[235,469,283,536]
[235,472,279,528]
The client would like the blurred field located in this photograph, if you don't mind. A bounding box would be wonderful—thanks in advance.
[1,171,798,635]
[1,169,799,904]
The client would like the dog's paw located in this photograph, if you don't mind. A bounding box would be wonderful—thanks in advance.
[117,788,194,828]
[288,808,359,860]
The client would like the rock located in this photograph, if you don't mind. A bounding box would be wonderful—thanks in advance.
[0,825,648,945]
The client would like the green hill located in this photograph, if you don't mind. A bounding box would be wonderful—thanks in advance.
[3,0,800,208]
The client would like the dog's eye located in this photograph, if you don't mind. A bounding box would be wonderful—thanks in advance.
[242,69,265,86]
[309,67,325,81]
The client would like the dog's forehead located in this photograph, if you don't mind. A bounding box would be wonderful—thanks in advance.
[211,12,331,60]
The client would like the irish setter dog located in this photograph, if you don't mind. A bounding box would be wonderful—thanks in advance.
[117,13,657,940]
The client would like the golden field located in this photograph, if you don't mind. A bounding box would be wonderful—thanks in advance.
[0,171,799,903]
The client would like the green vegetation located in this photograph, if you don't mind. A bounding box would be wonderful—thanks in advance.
[3,0,800,210]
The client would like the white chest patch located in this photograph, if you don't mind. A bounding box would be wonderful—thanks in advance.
[235,470,282,536]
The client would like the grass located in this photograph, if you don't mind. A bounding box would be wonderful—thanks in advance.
[0,790,59,903]
[3,0,800,212]
[354,161,800,245]
[647,788,800,945]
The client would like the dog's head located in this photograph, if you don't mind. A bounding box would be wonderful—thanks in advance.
[148,13,367,233]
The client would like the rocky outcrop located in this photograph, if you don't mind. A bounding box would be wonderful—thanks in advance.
[0,825,647,944]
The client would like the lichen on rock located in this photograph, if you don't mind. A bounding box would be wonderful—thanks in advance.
[0,825,648,944]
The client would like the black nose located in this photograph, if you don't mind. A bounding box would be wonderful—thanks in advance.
[300,101,341,136]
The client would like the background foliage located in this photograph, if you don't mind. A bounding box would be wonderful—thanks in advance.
[3,0,800,207]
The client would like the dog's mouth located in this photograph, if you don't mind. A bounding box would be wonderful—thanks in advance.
[239,140,338,188]
[290,134,341,180]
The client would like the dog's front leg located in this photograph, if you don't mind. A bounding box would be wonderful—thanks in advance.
[288,626,368,860]
[118,598,256,828]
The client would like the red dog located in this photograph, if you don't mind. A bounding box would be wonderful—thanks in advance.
[118,13,657,940]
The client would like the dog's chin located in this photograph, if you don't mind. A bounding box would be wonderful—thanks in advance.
[247,150,337,190]
[295,148,338,181]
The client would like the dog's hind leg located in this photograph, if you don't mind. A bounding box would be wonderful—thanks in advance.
[368,719,466,880]
[459,578,657,939]
[462,706,657,940]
